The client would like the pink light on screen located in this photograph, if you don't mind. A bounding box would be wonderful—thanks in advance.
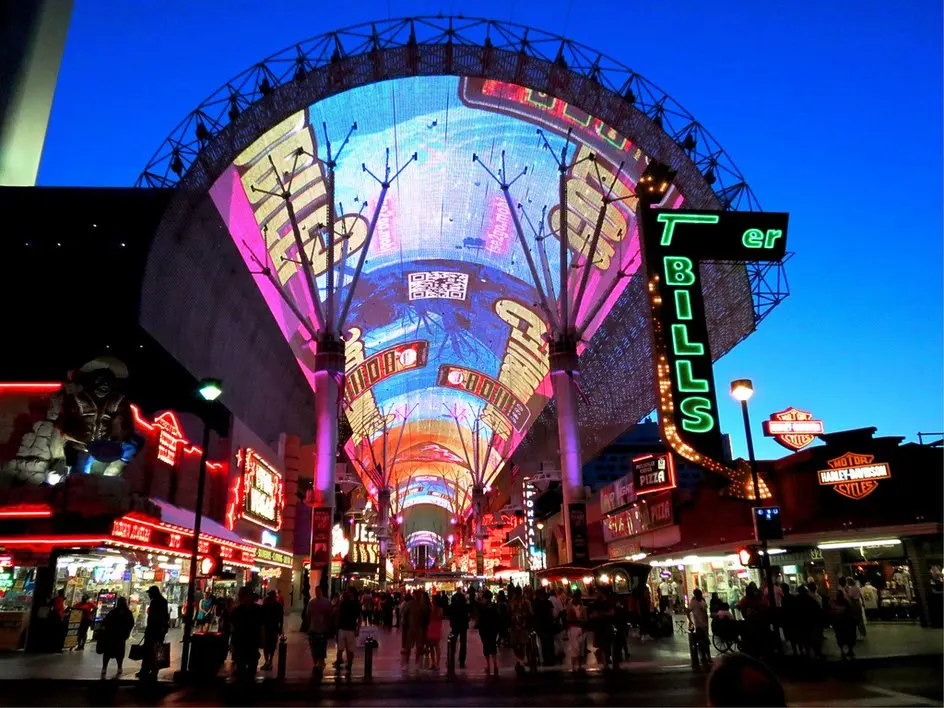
[209,168,318,390]
[375,197,398,255]
[483,195,513,256]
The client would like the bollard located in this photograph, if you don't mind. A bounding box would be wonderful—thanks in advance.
[446,633,457,677]
[611,625,621,670]
[528,631,539,674]
[364,633,378,682]
[277,634,288,680]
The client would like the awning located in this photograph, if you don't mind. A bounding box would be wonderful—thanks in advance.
[148,498,245,545]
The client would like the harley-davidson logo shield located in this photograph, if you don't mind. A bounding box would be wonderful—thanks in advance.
[763,408,824,451]
[817,452,890,500]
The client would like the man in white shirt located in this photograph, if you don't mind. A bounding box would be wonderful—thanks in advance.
[659,580,671,614]
[686,588,711,666]
[844,578,866,637]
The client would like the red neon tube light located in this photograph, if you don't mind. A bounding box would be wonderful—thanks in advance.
[0,504,54,518]
[0,383,63,394]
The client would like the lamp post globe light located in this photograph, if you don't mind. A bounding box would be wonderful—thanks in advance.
[177,378,223,680]
[729,378,778,630]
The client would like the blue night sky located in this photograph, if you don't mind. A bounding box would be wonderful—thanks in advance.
[39,0,943,460]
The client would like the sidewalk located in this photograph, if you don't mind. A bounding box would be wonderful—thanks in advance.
[0,613,938,684]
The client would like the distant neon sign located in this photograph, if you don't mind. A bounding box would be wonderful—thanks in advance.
[763,408,824,451]
[818,452,890,500]
[641,209,789,476]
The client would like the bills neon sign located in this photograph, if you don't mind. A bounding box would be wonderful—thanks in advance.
[818,452,891,500]
[763,408,824,451]
[641,209,789,484]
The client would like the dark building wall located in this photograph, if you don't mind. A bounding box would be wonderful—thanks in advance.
[139,191,315,444]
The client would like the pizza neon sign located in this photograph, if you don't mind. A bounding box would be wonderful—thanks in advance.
[227,448,285,532]
[818,452,891,500]
[763,408,824,451]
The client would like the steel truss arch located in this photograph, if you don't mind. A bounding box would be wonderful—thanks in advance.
[136,16,787,325]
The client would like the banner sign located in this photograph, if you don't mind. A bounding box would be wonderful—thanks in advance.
[640,209,789,468]
[310,508,333,568]
[568,503,590,564]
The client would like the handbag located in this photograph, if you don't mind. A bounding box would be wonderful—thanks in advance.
[155,642,171,669]
[129,640,146,662]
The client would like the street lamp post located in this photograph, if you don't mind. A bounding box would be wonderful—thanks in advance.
[177,377,222,679]
[730,379,779,616]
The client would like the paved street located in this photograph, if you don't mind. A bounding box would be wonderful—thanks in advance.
[0,614,939,706]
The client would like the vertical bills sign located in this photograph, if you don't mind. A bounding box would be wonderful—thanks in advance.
[639,209,789,467]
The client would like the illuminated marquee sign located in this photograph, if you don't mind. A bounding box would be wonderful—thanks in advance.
[602,492,674,543]
[818,452,891,500]
[641,209,789,469]
[344,341,429,404]
[350,523,379,565]
[632,452,677,496]
[600,475,634,515]
[763,408,824,451]
[109,517,255,566]
[253,545,293,568]
[227,448,285,532]
[437,365,530,432]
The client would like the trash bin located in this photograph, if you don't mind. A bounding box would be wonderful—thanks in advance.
[188,631,228,680]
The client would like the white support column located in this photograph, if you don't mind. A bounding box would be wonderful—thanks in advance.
[377,486,391,589]
[550,341,583,565]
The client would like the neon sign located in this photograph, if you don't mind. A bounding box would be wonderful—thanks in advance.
[153,411,185,466]
[763,408,824,451]
[228,448,285,532]
[111,519,152,544]
[641,209,789,473]
[632,452,677,496]
[351,522,379,565]
[522,477,544,571]
[818,452,891,500]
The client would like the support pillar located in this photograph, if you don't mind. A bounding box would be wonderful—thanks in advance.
[310,334,344,594]
[550,337,585,565]
[905,537,935,628]
[472,485,486,576]
[377,487,390,589]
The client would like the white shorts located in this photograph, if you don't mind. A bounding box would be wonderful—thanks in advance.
[338,629,357,654]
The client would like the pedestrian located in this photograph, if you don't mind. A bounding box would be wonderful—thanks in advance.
[99,596,134,679]
[507,586,533,676]
[590,585,615,670]
[658,577,671,614]
[828,589,857,660]
[533,588,556,666]
[495,590,510,647]
[737,582,768,656]
[427,593,446,670]
[477,589,499,677]
[449,591,469,669]
[261,590,284,670]
[306,586,333,676]
[706,652,786,707]
[686,588,711,668]
[230,585,264,680]
[336,587,362,680]
[843,577,866,638]
[195,589,214,630]
[73,594,97,650]
[795,585,823,659]
[137,586,169,682]
[565,589,587,672]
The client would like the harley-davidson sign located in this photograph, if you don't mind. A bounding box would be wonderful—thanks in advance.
[763,408,824,451]
[817,452,891,500]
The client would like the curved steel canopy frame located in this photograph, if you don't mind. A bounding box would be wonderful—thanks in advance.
[136,16,787,324]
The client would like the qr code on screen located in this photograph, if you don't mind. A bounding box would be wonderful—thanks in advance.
[408,271,469,301]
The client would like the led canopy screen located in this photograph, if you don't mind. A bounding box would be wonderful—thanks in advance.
[210,76,684,514]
